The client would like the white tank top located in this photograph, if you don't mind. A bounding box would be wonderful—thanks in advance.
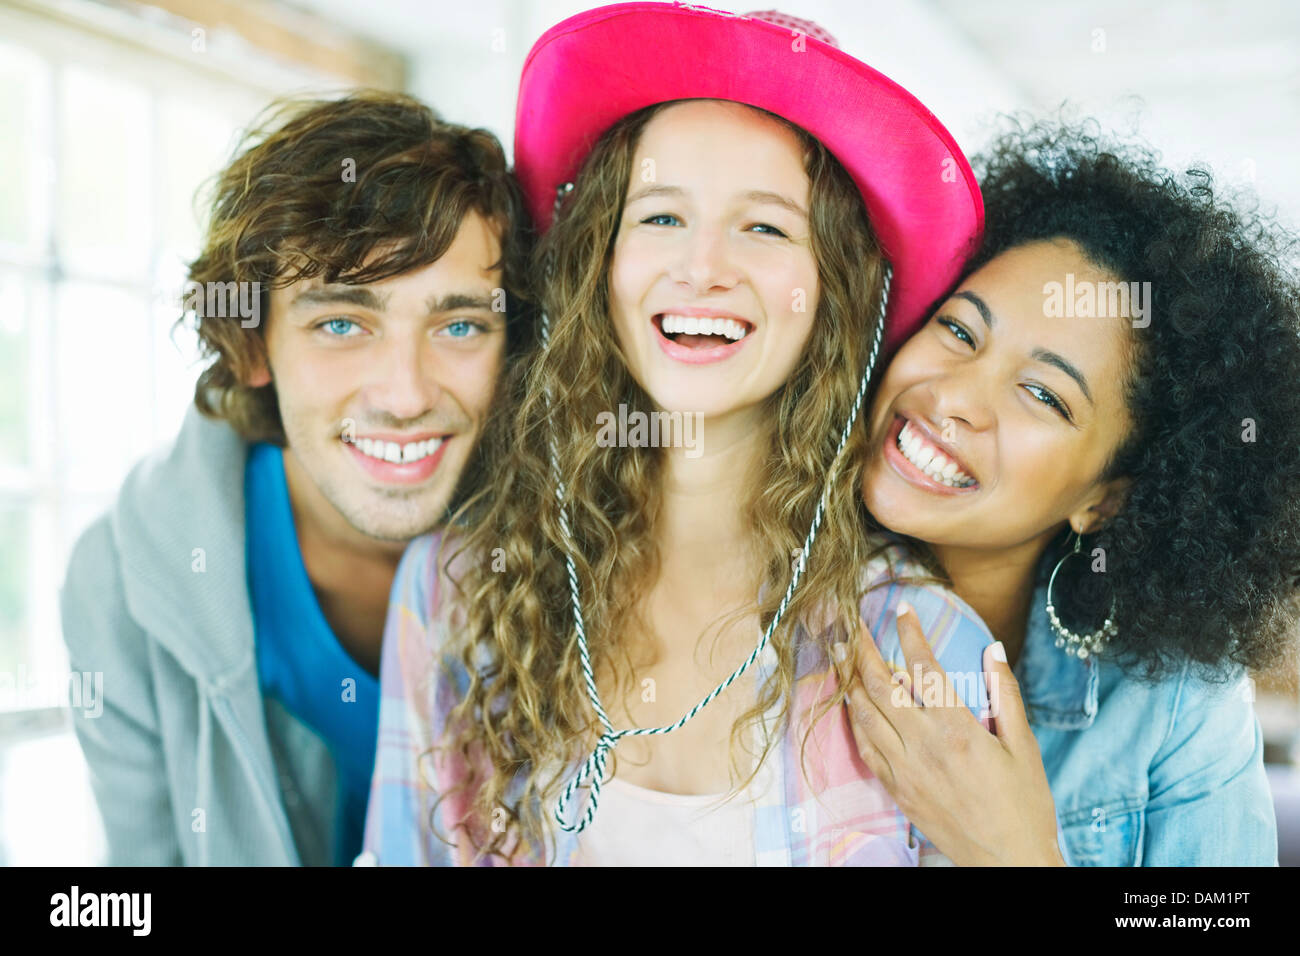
[570,773,762,866]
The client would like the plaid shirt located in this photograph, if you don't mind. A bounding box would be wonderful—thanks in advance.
[359,532,993,866]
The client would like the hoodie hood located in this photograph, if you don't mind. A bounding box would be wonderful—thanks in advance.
[110,402,258,685]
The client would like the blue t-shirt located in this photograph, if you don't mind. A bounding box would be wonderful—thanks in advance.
[245,442,380,866]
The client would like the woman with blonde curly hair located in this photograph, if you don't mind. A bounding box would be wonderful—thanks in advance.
[359,4,1029,866]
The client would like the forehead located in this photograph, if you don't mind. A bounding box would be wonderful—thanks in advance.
[420,211,503,277]
[631,100,808,187]
[274,213,504,299]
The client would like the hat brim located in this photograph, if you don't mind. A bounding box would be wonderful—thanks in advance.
[514,2,984,350]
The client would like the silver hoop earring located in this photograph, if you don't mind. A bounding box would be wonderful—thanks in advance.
[1045,529,1117,659]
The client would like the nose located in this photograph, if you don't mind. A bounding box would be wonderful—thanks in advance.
[670,222,740,293]
[366,331,443,421]
[925,359,994,435]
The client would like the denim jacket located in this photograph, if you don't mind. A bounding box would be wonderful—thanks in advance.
[1020,557,1277,866]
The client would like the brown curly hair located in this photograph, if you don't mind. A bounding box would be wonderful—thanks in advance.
[182,89,535,444]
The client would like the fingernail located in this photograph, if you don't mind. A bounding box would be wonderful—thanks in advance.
[897,600,914,619]
[989,641,1007,663]
[832,642,848,663]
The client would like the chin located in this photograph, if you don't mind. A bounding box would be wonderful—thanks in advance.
[345,498,448,542]
[327,466,455,537]
[860,469,920,537]
[639,381,732,418]
[861,500,908,538]
[861,493,981,553]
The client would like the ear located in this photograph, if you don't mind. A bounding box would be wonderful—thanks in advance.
[242,332,273,388]
[244,354,272,388]
[1068,476,1132,536]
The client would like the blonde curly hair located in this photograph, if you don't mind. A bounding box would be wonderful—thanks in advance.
[433,99,895,862]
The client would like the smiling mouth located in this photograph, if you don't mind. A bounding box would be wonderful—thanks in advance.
[893,416,979,489]
[653,313,754,350]
[350,435,449,465]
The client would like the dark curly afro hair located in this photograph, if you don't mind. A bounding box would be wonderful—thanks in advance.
[959,117,1300,683]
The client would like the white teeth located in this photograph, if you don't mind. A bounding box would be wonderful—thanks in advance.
[351,436,445,465]
[896,420,975,488]
[659,314,749,341]
[401,440,439,463]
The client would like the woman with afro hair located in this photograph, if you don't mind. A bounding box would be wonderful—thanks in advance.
[847,117,1300,865]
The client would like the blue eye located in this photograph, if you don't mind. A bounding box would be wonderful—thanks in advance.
[937,316,974,348]
[318,318,361,337]
[442,319,486,338]
[641,213,682,227]
[748,223,788,237]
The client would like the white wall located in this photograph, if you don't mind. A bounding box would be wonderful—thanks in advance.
[296,0,1300,228]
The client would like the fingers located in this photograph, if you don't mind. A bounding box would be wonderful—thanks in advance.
[895,600,938,680]
[982,641,1033,749]
[836,622,910,775]
[844,678,899,788]
[844,642,909,745]
[895,602,970,726]
[855,618,916,711]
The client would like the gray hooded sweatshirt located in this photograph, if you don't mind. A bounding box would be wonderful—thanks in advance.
[60,404,340,865]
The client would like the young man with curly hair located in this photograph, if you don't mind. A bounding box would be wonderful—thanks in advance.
[58,91,533,866]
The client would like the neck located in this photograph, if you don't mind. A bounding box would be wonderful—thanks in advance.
[929,532,1055,668]
[280,447,407,676]
[280,447,408,566]
[655,407,766,587]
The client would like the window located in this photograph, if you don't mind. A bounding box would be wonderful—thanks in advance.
[0,3,360,714]
[0,0,399,864]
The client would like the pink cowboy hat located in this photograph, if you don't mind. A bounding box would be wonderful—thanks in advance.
[513,2,984,351]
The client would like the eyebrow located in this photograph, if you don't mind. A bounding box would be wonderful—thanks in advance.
[290,285,387,311]
[740,189,808,218]
[624,183,808,218]
[954,290,994,329]
[954,290,1094,405]
[425,292,498,314]
[1031,348,1093,405]
[624,183,683,206]
[289,285,497,316]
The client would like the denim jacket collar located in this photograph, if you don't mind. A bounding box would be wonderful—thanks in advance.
[1015,571,1099,731]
